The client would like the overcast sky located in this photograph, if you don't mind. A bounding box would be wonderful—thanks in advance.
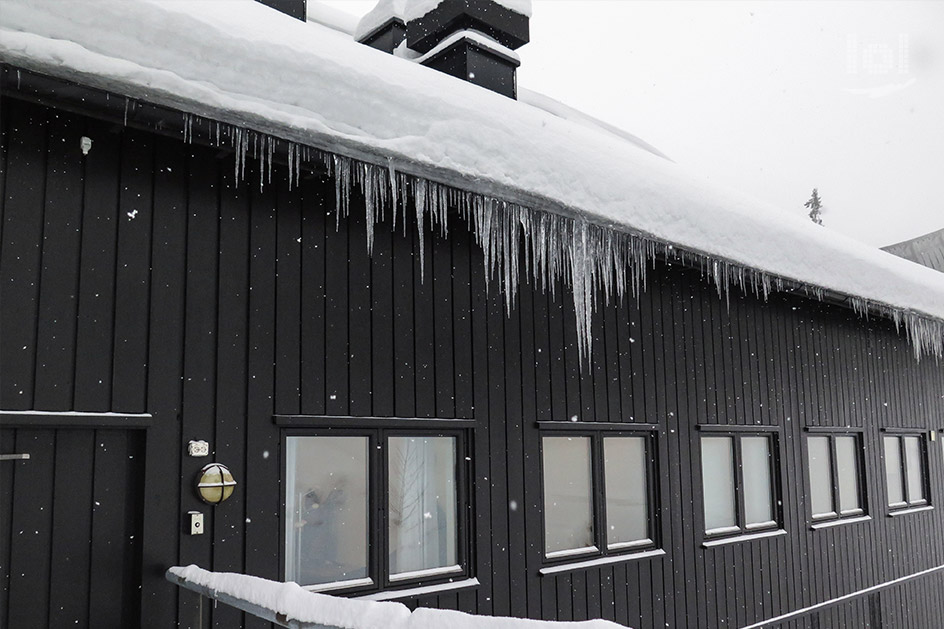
[322,0,944,248]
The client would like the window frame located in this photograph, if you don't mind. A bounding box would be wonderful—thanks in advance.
[279,418,473,597]
[537,423,661,568]
[882,429,931,513]
[803,428,868,525]
[696,425,783,542]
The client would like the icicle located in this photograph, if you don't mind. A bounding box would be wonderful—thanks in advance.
[570,219,594,362]
[388,158,398,210]
[182,113,192,144]
[415,178,427,282]
[154,124,940,363]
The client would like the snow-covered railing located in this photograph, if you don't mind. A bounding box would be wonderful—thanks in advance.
[166,565,627,629]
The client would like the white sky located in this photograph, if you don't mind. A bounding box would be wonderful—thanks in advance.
[321,0,944,247]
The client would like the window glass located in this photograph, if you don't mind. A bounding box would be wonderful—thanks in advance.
[742,436,774,526]
[603,437,649,547]
[543,436,594,554]
[884,436,905,505]
[835,436,861,513]
[904,436,925,503]
[807,436,835,517]
[388,436,457,578]
[701,436,737,531]
[285,436,369,587]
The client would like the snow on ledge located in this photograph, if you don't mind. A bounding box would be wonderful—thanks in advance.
[166,565,626,629]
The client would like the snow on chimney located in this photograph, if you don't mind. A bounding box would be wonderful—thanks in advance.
[358,0,531,99]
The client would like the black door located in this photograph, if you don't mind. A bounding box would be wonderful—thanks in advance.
[1,426,145,628]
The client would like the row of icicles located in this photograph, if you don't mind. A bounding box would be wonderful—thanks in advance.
[176,111,944,364]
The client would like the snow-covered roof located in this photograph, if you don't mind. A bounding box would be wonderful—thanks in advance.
[2,0,942,358]
[883,228,944,273]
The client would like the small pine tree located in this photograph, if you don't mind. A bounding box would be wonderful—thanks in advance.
[805,188,824,226]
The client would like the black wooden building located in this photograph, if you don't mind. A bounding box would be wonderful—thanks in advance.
[2,1,944,628]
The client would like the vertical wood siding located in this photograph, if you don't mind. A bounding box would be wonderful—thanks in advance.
[2,95,943,628]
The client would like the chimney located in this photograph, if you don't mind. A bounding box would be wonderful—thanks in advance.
[355,0,408,55]
[358,0,530,99]
[255,0,307,21]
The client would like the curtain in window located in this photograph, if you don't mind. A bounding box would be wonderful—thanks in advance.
[388,436,457,577]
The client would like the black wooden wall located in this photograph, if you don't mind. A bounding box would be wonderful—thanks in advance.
[2,89,943,629]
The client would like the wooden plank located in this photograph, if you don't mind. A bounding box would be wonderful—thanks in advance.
[571,570,587,621]
[243,159,280,629]
[586,567,602,620]
[486,279,510,616]
[626,564,642,629]
[88,429,144,628]
[689,285,710,627]
[611,563,627,625]
[468,240,493,616]
[547,282,569,423]
[299,175,327,415]
[450,225,474,419]
[0,100,47,409]
[603,301,622,424]
[211,153,252,629]
[111,128,154,412]
[615,293,634,424]
[506,263,528,618]
[347,192,373,417]
[432,227,456,418]
[0,427,16,622]
[176,144,220,628]
[392,202,416,418]
[413,212,437,418]
[0,92,7,248]
[73,119,121,411]
[561,289,584,423]
[6,429,56,627]
[369,186,395,417]
[33,111,85,410]
[324,181,350,417]
[518,273,543,618]
[48,429,95,628]
[139,132,188,628]
[648,270,676,628]
[676,276,699,626]
[275,173,302,415]
[590,298,609,423]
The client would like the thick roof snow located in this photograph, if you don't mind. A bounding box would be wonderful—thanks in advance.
[1,0,942,337]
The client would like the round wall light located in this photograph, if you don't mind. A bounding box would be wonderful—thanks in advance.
[197,463,236,504]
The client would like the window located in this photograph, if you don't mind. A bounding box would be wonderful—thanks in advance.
[284,430,467,593]
[699,431,780,539]
[806,433,866,522]
[541,430,657,562]
[883,433,929,510]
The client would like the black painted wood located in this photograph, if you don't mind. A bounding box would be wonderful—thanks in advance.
[2,91,944,629]
[1,99,47,410]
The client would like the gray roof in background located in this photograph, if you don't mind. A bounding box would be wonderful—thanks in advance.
[882,228,944,272]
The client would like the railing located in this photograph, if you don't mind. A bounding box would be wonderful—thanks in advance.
[166,568,341,629]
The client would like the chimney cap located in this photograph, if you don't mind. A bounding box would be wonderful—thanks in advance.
[355,0,408,42]
[405,0,530,54]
